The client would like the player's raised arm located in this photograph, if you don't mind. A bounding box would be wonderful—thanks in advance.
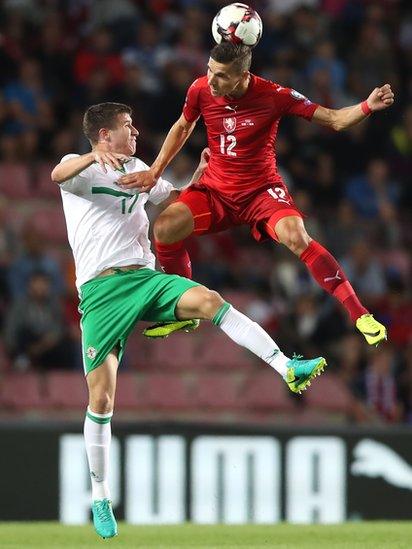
[118,113,197,191]
[187,147,210,187]
[51,147,129,183]
[312,84,395,131]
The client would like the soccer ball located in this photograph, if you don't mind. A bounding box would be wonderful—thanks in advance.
[212,3,263,48]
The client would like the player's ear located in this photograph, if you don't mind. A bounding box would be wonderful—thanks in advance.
[98,127,110,143]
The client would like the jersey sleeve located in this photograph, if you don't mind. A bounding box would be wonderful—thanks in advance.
[182,79,201,122]
[148,176,174,204]
[274,86,319,120]
[58,154,91,194]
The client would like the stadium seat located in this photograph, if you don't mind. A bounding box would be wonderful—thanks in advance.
[140,373,193,410]
[304,374,353,414]
[115,373,140,409]
[35,162,61,199]
[0,372,43,409]
[46,371,87,409]
[220,291,256,313]
[0,341,11,372]
[241,370,296,413]
[122,330,155,371]
[196,332,254,370]
[193,373,242,410]
[0,163,32,199]
[144,333,200,371]
[29,206,68,244]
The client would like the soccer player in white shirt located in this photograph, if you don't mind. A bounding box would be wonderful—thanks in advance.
[51,102,326,539]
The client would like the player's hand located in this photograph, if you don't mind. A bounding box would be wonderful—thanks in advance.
[366,84,395,112]
[92,148,130,173]
[117,168,157,192]
[198,147,210,173]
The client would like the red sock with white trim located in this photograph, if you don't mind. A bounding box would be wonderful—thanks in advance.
[155,240,192,278]
[300,241,368,323]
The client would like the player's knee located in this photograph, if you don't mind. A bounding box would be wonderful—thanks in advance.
[89,389,113,415]
[153,215,175,244]
[281,229,310,255]
[154,207,193,244]
[198,288,225,320]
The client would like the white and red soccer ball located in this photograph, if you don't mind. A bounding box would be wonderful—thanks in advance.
[212,3,263,48]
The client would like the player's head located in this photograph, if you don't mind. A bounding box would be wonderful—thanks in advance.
[83,102,138,155]
[208,42,252,97]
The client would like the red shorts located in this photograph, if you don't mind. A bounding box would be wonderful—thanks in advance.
[177,183,302,242]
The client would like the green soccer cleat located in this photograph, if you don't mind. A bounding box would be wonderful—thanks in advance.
[285,355,327,394]
[143,319,200,339]
[356,313,387,346]
[92,499,117,539]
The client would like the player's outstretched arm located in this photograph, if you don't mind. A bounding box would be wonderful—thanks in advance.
[188,147,210,187]
[118,114,197,191]
[311,84,394,131]
[51,147,129,183]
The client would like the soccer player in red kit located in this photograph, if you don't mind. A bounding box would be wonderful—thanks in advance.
[118,43,394,346]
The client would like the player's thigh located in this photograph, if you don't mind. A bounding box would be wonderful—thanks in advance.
[175,285,225,320]
[174,188,226,236]
[139,271,200,322]
[86,348,119,412]
[154,202,195,243]
[242,184,302,242]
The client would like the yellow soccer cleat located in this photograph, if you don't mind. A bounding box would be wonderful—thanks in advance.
[143,319,200,339]
[356,313,387,346]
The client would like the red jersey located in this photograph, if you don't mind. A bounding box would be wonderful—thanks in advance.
[183,74,318,206]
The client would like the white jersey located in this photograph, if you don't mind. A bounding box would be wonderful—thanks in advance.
[59,154,173,290]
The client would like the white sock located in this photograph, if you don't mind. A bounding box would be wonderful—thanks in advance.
[214,303,290,377]
[84,406,113,502]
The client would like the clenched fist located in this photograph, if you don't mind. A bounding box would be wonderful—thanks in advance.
[366,84,395,112]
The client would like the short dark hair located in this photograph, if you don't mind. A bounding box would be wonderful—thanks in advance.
[83,102,132,144]
[210,42,252,74]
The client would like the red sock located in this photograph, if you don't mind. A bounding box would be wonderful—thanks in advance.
[155,240,192,278]
[300,241,368,323]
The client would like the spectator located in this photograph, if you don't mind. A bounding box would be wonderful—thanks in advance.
[73,27,124,87]
[3,58,54,158]
[356,346,402,423]
[7,225,64,299]
[345,158,399,219]
[340,240,387,304]
[3,271,74,370]
[122,21,168,92]
[389,105,412,199]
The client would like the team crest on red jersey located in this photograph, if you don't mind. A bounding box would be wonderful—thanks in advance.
[223,117,236,133]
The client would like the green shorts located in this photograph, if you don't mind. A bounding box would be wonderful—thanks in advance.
[78,268,199,375]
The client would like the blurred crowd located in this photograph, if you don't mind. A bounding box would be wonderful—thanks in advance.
[0,0,411,424]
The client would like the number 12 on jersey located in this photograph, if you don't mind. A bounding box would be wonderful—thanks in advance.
[220,134,237,157]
